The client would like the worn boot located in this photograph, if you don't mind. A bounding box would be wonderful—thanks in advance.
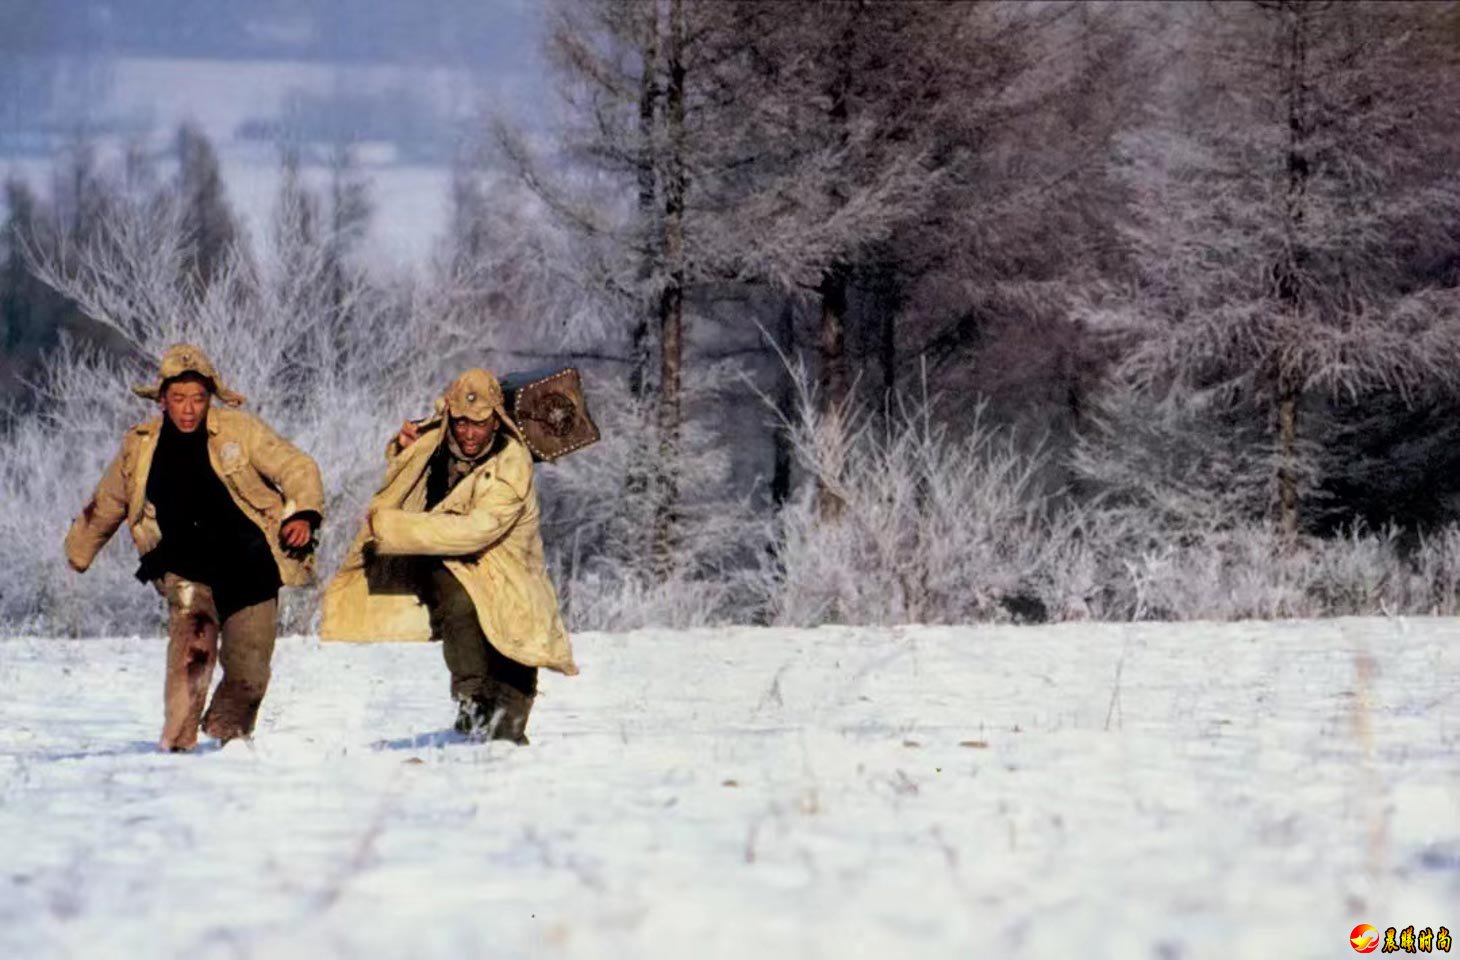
[201,679,258,743]
[453,699,473,736]
[453,693,494,737]
[486,682,534,746]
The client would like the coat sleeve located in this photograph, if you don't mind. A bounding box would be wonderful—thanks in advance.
[63,444,130,573]
[370,468,527,558]
[249,417,326,524]
[385,418,441,462]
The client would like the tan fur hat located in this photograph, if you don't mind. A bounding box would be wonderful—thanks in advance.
[132,343,246,406]
[437,367,524,440]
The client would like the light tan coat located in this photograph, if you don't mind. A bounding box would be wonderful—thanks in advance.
[319,419,577,676]
[64,407,327,585]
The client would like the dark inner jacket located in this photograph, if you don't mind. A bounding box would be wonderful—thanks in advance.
[136,416,281,618]
[423,428,505,511]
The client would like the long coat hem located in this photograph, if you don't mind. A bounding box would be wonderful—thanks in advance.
[319,422,577,677]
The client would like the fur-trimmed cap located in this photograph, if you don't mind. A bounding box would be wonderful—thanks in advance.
[437,367,525,440]
[132,343,245,406]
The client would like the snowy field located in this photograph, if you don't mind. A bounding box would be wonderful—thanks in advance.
[2,618,1457,959]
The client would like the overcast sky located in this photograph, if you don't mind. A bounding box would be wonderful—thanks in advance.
[0,0,553,264]
[0,0,550,143]
[0,0,543,65]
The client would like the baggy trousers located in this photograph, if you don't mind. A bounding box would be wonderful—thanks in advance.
[422,563,536,742]
[424,563,537,702]
[156,574,278,751]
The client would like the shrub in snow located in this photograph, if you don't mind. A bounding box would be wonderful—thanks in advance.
[539,363,767,631]
[753,365,1090,626]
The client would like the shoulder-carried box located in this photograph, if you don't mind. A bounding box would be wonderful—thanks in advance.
[500,366,600,462]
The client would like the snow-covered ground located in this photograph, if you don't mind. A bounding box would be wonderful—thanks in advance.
[2,618,1457,959]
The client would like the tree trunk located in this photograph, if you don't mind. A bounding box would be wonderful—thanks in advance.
[624,0,660,546]
[818,265,850,412]
[771,297,796,507]
[880,301,896,400]
[652,0,686,580]
[867,257,902,401]
[814,14,857,523]
[816,264,849,521]
[630,0,659,401]
[1275,0,1310,546]
[1277,380,1300,542]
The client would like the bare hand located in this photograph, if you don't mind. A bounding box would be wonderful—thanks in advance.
[280,517,313,549]
[396,420,421,449]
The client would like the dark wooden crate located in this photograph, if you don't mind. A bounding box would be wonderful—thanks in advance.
[500,366,601,462]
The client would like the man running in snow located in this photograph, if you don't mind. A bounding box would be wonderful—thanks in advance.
[64,344,324,751]
[320,368,577,744]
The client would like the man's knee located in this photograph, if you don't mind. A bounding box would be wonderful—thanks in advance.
[485,642,538,696]
[219,597,277,690]
[165,580,219,659]
[428,568,480,636]
[163,576,218,622]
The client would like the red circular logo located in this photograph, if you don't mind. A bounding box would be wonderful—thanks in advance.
[1351,925,1379,954]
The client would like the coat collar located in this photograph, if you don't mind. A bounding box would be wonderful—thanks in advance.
[132,411,223,437]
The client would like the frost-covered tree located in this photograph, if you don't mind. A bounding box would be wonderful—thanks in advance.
[174,123,237,290]
[708,1,949,405]
[507,0,766,576]
[435,142,606,368]
[2,179,44,353]
[701,1,1149,518]
[324,144,372,302]
[1087,0,1460,540]
[899,1,1153,448]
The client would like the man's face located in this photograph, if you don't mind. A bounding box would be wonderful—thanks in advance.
[450,413,498,458]
[161,378,211,433]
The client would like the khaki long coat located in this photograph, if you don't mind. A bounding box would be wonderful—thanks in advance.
[319,418,577,676]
